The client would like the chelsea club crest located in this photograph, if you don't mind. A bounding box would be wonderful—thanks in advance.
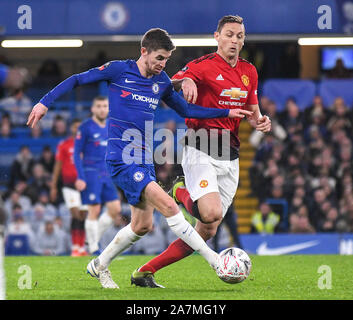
[152,83,159,94]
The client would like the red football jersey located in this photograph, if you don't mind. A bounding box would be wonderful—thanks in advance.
[172,53,258,152]
[55,136,77,186]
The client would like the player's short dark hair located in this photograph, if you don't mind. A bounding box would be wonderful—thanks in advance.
[141,28,175,53]
[93,96,108,103]
[216,15,244,32]
[70,118,81,125]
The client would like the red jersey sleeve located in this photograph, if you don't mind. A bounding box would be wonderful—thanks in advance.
[246,65,259,106]
[172,60,204,84]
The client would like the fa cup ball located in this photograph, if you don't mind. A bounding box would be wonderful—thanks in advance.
[216,247,252,284]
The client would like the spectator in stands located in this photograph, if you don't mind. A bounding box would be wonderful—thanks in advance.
[0,87,33,127]
[0,118,13,139]
[51,114,68,137]
[25,163,51,204]
[8,145,35,189]
[251,202,281,234]
[29,203,46,234]
[53,216,72,255]
[31,217,66,256]
[318,207,339,232]
[38,145,55,176]
[30,123,43,139]
[303,95,330,128]
[4,190,32,223]
[309,187,330,228]
[327,97,352,134]
[278,98,303,137]
[327,58,353,78]
[6,204,34,240]
[33,190,57,218]
[289,212,315,233]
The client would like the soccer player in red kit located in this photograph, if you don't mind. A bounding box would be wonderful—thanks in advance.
[132,15,271,287]
[50,118,88,256]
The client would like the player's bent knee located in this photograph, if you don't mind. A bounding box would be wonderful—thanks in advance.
[201,209,222,224]
[132,222,153,236]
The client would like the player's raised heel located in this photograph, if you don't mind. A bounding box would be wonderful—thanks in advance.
[131,269,165,288]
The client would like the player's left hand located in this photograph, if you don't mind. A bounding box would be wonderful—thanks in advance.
[256,115,271,133]
[27,103,48,128]
[181,78,198,104]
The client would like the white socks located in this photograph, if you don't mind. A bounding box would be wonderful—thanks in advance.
[98,223,142,269]
[166,211,218,269]
[85,212,114,254]
[98,211,114,241]
[85,219,99,254]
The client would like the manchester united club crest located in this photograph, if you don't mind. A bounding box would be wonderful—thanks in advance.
[241,75,249,86]
[199,180,208,188]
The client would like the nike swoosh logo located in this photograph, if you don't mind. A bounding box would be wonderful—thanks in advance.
[125,79,136,83]
[182,226,190,235]
[256,240,320,255]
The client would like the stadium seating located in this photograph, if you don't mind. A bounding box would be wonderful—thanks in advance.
[262,79,317,111]
[318,79,353,108]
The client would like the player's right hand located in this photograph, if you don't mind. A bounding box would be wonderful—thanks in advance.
[27,103,48,128]
[75,179,86,191]
[181,78,198,104]
[228,109,253,118]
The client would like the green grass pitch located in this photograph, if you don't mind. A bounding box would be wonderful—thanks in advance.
[4,254,353,300]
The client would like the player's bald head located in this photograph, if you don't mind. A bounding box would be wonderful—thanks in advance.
[216,15,244,33]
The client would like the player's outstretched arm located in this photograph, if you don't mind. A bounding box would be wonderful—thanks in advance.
[163,88,253,119]
[27,61,124,128]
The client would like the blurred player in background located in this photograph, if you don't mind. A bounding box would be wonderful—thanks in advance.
[50,118,88,257]
[27,28,252,289]
[133,15,271,287]
[0,63,29,92]
[74,96,122,255]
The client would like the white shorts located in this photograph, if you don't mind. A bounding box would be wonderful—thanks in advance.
[181,145,239,218]
[62,187,88,211]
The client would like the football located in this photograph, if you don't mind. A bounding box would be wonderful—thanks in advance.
[216,247,252,284]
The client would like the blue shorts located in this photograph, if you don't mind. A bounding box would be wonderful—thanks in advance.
[81,170,119,205]
[106,161,156,206]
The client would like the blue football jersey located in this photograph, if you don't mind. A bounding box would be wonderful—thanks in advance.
[74,118,109,180]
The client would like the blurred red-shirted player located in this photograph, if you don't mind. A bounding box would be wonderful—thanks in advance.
[50,118,88,256]
[132,15,271,287]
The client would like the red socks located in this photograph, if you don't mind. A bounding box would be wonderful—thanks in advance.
[139,238,194,273]
[175,187,194,214]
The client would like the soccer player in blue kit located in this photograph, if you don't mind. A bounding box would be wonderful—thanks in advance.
[74,96,121,255]
[27,28,253,288]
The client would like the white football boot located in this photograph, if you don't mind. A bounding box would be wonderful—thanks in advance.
[87,258,119,289]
